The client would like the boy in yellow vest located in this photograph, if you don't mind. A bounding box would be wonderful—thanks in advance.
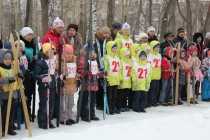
[131,50,152,112]
[147,41,162,107]
[118,47,132,112]
[104,41,121,114]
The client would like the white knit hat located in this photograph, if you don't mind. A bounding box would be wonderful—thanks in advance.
[20,27,34,37]
[136,32,148,41]
[122,22,130,30]
[52,17,64,28]
[206,32,210,39]
[147,26,156,33]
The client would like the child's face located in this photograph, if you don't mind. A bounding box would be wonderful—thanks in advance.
[112,47,117,53]
[154,46,160,53]
[122,29,130,36]
[181,51,186,58]
[140,55,147,61]
[24,34,33,42]
[3,56,12,66]
[192,51,197,56]
[140,37,148,44]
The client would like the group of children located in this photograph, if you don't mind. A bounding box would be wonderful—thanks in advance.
[0,19,210,137]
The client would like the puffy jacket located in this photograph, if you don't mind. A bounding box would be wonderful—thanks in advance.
[104,41,121,86]
[161,56,172,80]
[131,57,152,92]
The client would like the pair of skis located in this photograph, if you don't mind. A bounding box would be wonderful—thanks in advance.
[3,32,32,137]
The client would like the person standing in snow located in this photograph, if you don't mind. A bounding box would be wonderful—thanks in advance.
[19,27,39,122]
[131,50,152,112]
[173,27,188,50]
[193,32,205,60]
[104,41,121,114]
[147,41,162,107]
[118,47,132,112]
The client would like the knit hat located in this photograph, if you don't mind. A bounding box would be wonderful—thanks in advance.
[112,23,122,30]
[20,27,34,37]
[64,44,74,54]
[122,22,130,30]
[147,26,156,33]
[42,43,55,55]
[177,27,185,34]
[136,32,148,41]
[205,32,210,39]
[164,32,174,39]
[3,50,13,60]
[52,17,64,28]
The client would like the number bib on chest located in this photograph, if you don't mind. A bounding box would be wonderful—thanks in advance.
[123,63,131,79]
[66,63,77,78]
[148,55,161,68]
[20,56,28,70]
[89,60,99,75]
[109,57,120,75]
[136,65,149,79]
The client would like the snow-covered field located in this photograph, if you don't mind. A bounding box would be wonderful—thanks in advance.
[4,101,210,140]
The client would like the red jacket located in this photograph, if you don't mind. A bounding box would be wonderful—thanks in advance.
[161,56,172,80]
[42,28,62,53]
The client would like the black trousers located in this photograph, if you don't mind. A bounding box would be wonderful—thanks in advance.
[24,71,36,120]
[148,80,160,106]
[1,98,15,133]
[96,78,104,110]
[81,91,97,119]
[49,75,56,120]
[132,91,146,112]
[118,89,131,109]
[107,86,118,113]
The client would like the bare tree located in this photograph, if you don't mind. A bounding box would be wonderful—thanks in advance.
[107,0,115,27]
[148,0,153,26]
[79,0,87,42]
[203,3,210,33]
[25,0,33,26]
[40,0,49,34]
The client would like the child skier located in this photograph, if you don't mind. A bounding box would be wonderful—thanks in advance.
[0,50,18,136]
[104,41,121,114]
[201,49,210,101]
[147,41,161,107]
[131,50,151,112]
[118,47,132,112]
[188,43,203,103]
[35,43,55,129]
[80,50,100,121]
[60,44,77,125]
[159,47,173,106]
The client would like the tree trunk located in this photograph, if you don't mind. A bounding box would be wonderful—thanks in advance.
[79,0,87,42]
[148,0,153,26]
[107,0,115,27]
[10,0,16,33]
[25,0,33,26]
[203,3,210,33]
[40,0,49,35]
[186,0,193,41]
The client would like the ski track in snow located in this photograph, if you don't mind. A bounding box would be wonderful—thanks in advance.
[4,102,210,140]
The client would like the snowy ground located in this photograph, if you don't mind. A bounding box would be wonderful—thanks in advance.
[4,101,210,140]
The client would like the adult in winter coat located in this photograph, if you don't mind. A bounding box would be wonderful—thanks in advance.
[173,27,188,49]
[147,26,158,43]
[111,22,122,41]
[160,32,175,55]
[193,32,204,60]
[204,32,210,52]
[19,27,39,121]
[63,24,83,56]
[93,26,111,110]
[42,17,64,53]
